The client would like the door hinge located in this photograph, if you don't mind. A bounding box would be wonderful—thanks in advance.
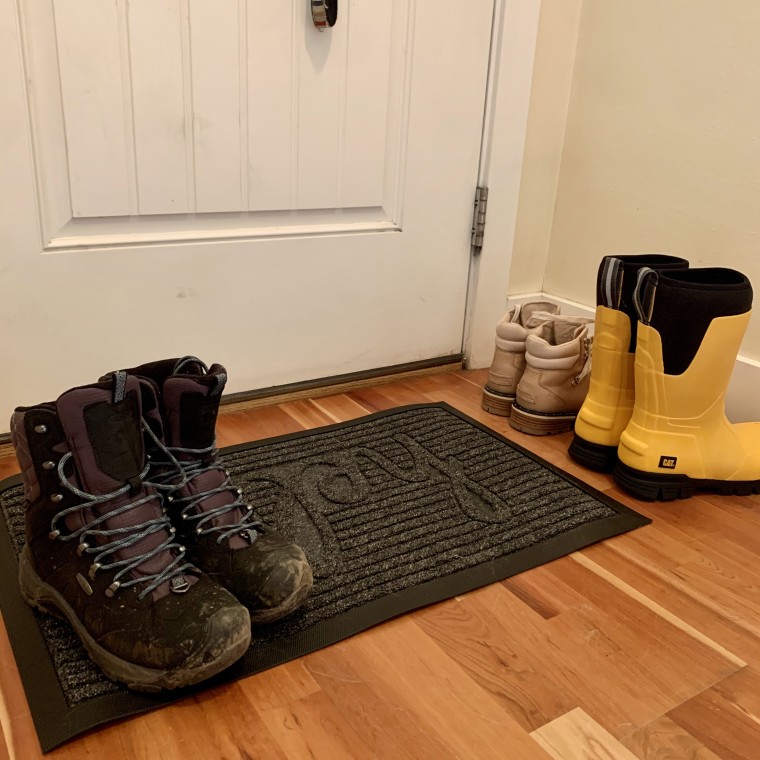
[471,186,489,253]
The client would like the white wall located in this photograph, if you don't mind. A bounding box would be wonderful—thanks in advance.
[519,0,760,359]
[506,0,583,295]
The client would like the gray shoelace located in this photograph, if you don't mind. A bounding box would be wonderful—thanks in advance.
[50,452,195,599]
[144,426,263,546]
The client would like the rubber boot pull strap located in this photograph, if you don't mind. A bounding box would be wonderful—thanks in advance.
[113,370,127,403]
[632,267,659,325]
[597,257,624,309]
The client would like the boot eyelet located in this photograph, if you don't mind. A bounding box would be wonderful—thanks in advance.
[181,513,188,520]
[42,460,56,471]
[48,529,60,540]
[50,493,64,503]
[105,581,120,597]
[169,526,176,534]
[89,562,101,579]
[177,545,186,553]
[236,488,243,496]
[167,495,174,502]
[34,424,48,434]
[77,542,89,556]
[195,527,202,535]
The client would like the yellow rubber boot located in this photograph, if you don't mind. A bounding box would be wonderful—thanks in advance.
[569,306,635,470]
[615,270,760,500]
[568,254,689,472]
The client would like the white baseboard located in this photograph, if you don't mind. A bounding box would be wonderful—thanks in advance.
[473,291,760,423]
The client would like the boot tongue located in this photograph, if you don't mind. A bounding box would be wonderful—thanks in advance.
[162,358,226,450]
[519,301,560,327]
[56,373,145,496]
[552,320,581,345]
[163,358,249,548]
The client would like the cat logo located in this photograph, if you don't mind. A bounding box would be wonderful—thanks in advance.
[658,456,677,469]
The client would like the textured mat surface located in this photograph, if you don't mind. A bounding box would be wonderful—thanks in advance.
[0,403,649,750]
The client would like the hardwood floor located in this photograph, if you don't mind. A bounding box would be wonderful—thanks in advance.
[1,368,759,759]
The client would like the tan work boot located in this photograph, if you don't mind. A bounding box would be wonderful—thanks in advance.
[481,301,560,416]
[509,317,594,435]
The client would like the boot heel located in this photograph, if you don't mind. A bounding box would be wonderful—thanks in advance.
[509,404,577,436]
[481,386,514,416]
[613,461,694,501]
[568,435,619,473]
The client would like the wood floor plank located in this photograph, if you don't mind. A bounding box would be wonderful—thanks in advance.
[668,667,760,760]
[465,563,738,740]
[277,398,335,429]
[412,586,577,732]
[303,644,455,760]
[254,690,376,760]
[347,380,433,412]
[215,404,305,446]
[346,616,554,760]
[0,615,39,759]
[608,540,760,642]
[532,708,640,760]
[571,553,746,668]
[501,573,561,620]
[540,560,740,731]
[621,716,723,760]
[581,541,760,668]
[0,457,18,482]
[308,394,371,423]
[235,659,322,711]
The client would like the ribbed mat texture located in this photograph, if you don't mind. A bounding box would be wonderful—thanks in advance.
[0,403,649,750]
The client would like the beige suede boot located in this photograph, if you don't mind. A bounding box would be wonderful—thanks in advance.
[509,317,593,435]
[481,301,560,416]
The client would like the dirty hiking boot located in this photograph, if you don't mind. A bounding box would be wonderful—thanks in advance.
[509,316,594,435]
[482,301,560,416]
[10,372,251,691]
[121,357,313,623]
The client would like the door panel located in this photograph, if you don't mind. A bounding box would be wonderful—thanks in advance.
[22,0,409,242]
[0,0,494,427]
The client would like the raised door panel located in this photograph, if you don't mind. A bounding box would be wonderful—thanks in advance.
[20,0,409,248]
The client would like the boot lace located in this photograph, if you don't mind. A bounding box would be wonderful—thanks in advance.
[572,336,594,386]
[49,451,195,600]
[144,425,263,546]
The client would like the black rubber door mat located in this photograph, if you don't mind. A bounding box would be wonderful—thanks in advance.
[0,403,649,751]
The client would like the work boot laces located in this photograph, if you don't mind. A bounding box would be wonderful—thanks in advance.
[48,446,195,600]
[144,424,263,546]
[572,336,594,386]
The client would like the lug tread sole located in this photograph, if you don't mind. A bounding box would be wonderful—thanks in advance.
[481,386,515,417]
[509,403,577,436]
[614,461,760,502]
[568,435,619,473]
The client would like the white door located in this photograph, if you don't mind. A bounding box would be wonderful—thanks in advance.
[0,0,494,426]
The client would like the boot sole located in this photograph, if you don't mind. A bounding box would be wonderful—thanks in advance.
[481,386,515,417]
[18,546,251,692]
[509,403,577,436]
[614,461,760,502]
[568,435,619,473]
[249,563,314,624]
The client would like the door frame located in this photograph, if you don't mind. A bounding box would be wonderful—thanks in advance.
[463,0,542,369]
